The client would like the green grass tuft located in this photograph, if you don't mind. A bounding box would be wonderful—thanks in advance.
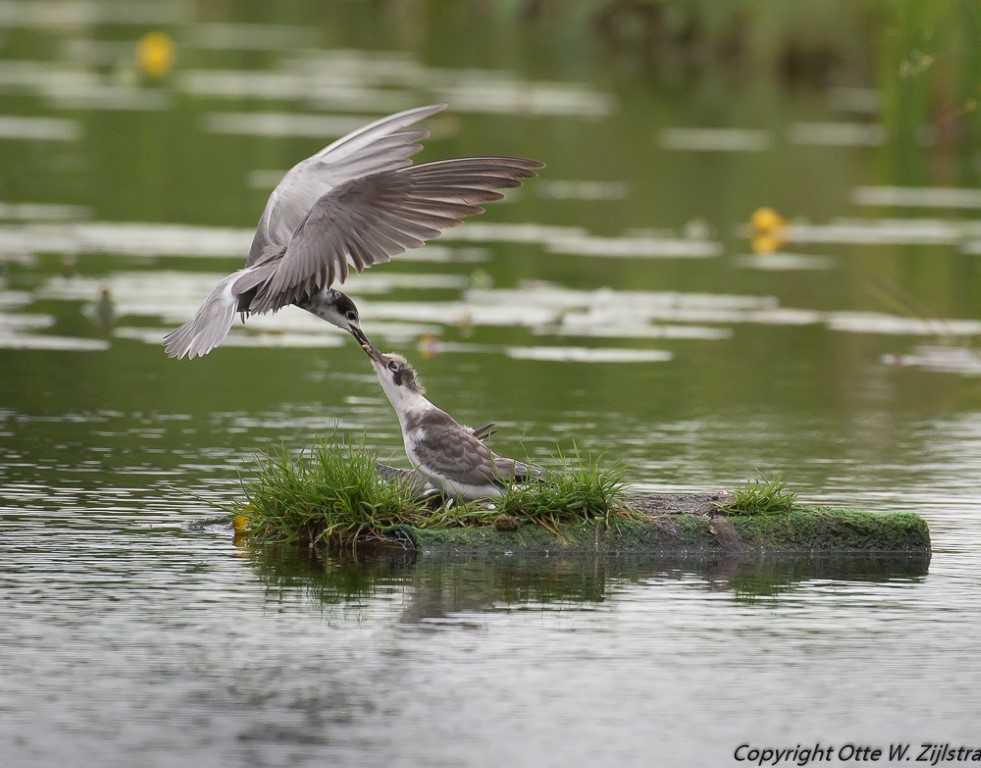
[240,438,430,546]
[718,473,798,516]
[497,448,631,532]
[240,440,632,546]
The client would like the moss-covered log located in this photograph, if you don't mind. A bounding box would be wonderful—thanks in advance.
[396,504,930,555]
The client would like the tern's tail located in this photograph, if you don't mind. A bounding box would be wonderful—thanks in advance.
[163,274,240,359]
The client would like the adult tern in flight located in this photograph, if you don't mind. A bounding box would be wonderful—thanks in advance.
[163,103,543,359]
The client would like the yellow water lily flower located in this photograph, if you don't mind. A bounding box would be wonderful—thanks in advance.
[750,207,788,254]
[137,31,175,78]
[750,207,787,235]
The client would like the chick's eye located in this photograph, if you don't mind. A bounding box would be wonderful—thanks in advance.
[388,361,398,371]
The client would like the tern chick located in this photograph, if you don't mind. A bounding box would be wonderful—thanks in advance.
[361,343,542,502]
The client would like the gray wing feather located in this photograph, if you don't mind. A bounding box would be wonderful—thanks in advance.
[247,104,447,264]
[374,463,435,497]
[493,455,544,483]
[413,416,542,487]
[413,426,503,487]
[251,156,544,312]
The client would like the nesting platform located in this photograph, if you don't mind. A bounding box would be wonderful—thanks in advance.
[387,493,931,556]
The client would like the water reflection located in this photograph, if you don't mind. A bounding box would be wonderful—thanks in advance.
[245,543,931,621]
[787,121,886,147]
[853,185,981,209]
[734,252,837,271]
[7,209,977,360]
[0,114,81,141]
[180,52,615,118]
[882,344,981,377]
[187,22,320,51]
[660,127,771,152]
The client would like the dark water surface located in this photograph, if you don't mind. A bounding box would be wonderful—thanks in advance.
[2,3,981,766]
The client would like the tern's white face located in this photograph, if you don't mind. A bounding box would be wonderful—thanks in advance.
[374,353,423,391]
[363,348,426,411]
[297,289,361,334]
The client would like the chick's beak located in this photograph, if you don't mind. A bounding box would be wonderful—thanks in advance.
[349,325,385,364]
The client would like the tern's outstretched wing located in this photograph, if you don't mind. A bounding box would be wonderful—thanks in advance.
[247,104,446,264]
[250,156,543,312]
